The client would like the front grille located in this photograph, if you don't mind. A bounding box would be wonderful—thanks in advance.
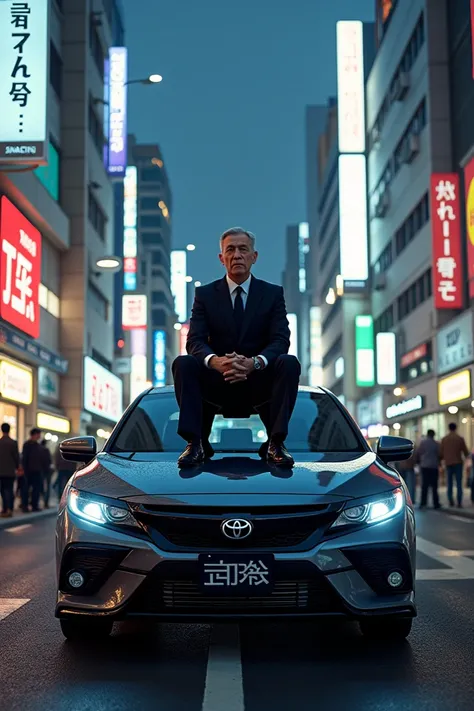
[126,561,344,615]
[135,506,340,552]
[343,544,413,595]
[59,544,130,595]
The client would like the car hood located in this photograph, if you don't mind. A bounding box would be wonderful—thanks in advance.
[72,451,401,505]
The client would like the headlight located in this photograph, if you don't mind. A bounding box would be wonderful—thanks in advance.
[331,488,404,529]
[68,488,138,528]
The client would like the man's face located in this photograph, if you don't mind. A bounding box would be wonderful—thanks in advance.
[32,432,41,442]
[219,233,258,282]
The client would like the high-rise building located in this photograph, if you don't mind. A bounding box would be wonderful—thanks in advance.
[0,0,125,448]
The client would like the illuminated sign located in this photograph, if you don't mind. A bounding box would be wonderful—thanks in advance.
[171,250,187,322]
[122,294,147,330]
[400,343,428,368]
[463,157,474,298]
[438,369,471,406]
[0,358,32,405]
[0,196,41,338]
[123,165,137,290]
[355,315,374,387]
[376,332,397,385]
[0,0,49,165]
[309,306,323,387]
[298,222,309,293]
[335,357,344,379]
[386,395,424,420]
[430,174,463,309]
[36,412,70,434]
[153,330,166,387]
[83,356,123,422]
[287,313,298,358]
[338,155,368,281]
[130,354,147,402]
[179,323,189,355]
[437,311,474,375]
[336,21,365,154]
[107,47,127,176]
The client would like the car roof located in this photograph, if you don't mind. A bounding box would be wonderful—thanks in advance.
[147,384,327,396]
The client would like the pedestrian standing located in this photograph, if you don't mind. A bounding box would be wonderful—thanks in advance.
[397,445,417,505]
[0,423,20,518]
[416,429,441,509]
[40,439,53,509]
[54,442,77,499]
[21,428,44,513]
[440,423,469,508]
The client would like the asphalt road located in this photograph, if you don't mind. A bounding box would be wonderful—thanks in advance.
[1,511,474,711]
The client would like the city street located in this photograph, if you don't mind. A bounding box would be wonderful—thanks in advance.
[2,510,474,711]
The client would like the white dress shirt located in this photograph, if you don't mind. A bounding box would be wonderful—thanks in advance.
[204,274,268,368]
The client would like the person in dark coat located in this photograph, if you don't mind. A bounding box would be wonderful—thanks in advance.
[0,423,20,517]
[21,428,44,512]
[40,439,53,508]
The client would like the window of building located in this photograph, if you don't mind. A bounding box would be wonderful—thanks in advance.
[318,193,339,246]
[322,336,342,370]
[50,41,62,98]
[140,167,162,184]
[396,268,432,321]
[88,190,107,240]
[321,298,342,335]
[395,192,429,256]
[89,97,105,156]
[91,348,112,372]
[35,140,60,201]
[89,14,104,78]
[141,214,162,229]
[140,197,159,211]
[152,290,167,305]
[373,240,393,275]
[152,309,167,328]
[320,224,339,271]
[374,305,394,335]
[141,231,164,246]
[88,283,109,321]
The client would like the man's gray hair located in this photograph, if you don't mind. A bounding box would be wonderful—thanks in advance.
[220,227,256,251]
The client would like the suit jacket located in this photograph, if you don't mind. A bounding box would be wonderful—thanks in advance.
[0,435,20,478]
[186,276,291,366]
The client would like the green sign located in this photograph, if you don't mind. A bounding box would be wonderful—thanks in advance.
[35,141,59,201]
[355,315,375,387]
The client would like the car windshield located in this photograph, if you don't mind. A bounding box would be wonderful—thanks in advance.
[109,391,365,453]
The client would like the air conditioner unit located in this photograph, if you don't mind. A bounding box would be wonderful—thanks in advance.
[375,189,390,218]
[403,134,420,164]
[373,272,387,291]
[394,72,410,101]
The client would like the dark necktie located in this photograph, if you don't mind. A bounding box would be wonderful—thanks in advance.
[233,286,244,331]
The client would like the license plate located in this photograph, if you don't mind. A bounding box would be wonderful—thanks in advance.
[198,553,274,596]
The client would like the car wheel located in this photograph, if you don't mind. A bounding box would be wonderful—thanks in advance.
[359,617,412,641]
[60,617,114,641]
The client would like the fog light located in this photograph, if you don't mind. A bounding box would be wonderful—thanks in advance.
[68,571,85,589]
[387,571,403,588]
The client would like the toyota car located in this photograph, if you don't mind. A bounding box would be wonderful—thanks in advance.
[55,385,416,642]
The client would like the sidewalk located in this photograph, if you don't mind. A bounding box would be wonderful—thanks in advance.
[0,497,59,530]
[415,486,474,519]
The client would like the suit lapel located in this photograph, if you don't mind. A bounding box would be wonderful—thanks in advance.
[239,276,264,343]
[216,277,237,336]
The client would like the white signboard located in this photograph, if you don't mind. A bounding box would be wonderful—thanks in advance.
[386,395,424,420]
[336,20,365,154]
[83,356,123,423]
[130,354,147,403]
[288,313,298,358]
[122,294,147,330]
[171,250,187,322]
[339,154,368,281]
[0,0,49,164]
[376,332,397,385]
[436,311,474,375]
[0,358,32,405]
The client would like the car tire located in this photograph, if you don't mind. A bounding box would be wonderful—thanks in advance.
[60,617,114,641]
[359,617,412,641]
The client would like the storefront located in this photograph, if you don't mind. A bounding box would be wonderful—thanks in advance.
[0,356,34,447]
[83,356,123,445]
[385,394,427,442]
[437,368,472,449]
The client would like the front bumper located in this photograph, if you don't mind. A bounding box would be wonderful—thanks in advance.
[55,503,416,622]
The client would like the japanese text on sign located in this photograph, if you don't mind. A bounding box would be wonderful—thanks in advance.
[9,3,32,110]
[430,174,463,310]
[203,560,270,587]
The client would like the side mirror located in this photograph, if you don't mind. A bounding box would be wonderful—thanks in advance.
[376,435,413,464]
[60,436,97,463]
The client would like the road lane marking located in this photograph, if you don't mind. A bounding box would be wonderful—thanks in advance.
[0,599,30,621]
[5,524,32,533]
[417,536,474,579]
[416,568,468,580]
[446,515,474,523]
[202,624,244,711]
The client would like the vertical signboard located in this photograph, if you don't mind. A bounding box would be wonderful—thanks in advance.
[0,197,41,338]
[355,315,375,387]
[287,313,298,358]
[339,155,368,281]
[463,158,474,298]
[0,0,49,165]
[309,306,323,387]
[430,174,463,309]
[298,222,309,293]
[376,332,397,385]
[171,250,187,322]
[107,47,127,176]
[122,294,147,330]
[153,330,166,387]
[123,165,137,291]
[130,354,147,402]
[336,21,365,154]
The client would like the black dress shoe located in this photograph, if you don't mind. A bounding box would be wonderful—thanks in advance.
[267,440,294,466]
[178,442,205,467]
[258,441,268,459]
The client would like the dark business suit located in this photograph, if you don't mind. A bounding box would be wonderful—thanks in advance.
[172,275,301,443]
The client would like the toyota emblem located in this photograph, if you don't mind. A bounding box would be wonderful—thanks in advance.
[221,518,253,540]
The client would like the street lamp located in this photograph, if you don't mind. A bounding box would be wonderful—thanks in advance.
[186,244,196,251]
[185,276,193,283]
[95,256,122,274]
[125,74,163,86]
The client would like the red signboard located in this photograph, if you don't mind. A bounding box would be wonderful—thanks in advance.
[400,343,428,369]
[123,257,136,273]
[463,157,474,298]
[0,197,41,338]
[430,174,463,310]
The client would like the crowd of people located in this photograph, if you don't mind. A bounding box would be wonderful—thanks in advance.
[397,422,472,510]
[0,424,76,518]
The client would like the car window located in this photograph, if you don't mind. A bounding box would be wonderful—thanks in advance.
[109,392,365,453]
